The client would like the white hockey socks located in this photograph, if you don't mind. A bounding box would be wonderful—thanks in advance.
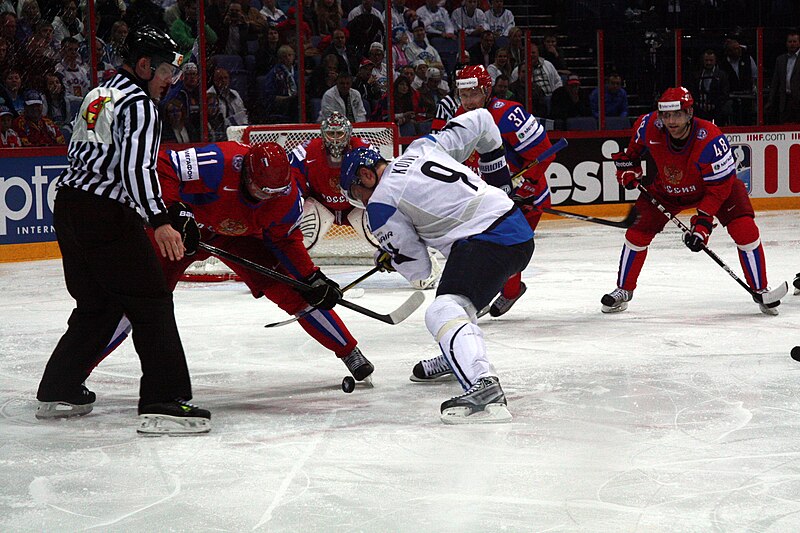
[425,294,496,389]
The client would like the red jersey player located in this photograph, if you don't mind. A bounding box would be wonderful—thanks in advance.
[603,87,780,315]
[155,141,375,381]
[450,64,555,316]
[291,112,441,289]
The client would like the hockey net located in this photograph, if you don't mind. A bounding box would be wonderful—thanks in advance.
[181,122,399,280]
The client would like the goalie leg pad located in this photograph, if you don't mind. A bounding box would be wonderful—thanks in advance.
[425,294,493,389]
[300,197,335,251]
[347,207,380,248]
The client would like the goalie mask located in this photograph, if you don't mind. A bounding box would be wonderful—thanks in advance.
[244,142,292,201]
[321,112,353,159]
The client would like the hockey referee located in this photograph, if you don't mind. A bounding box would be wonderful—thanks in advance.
[36,26,210,435]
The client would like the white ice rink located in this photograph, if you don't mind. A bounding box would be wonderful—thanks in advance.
[1,210,799,532]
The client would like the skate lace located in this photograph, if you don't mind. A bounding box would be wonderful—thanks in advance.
[343,347,368,372]
[609,288,630,301]
[175,399,200,410]
[422,355,450,376]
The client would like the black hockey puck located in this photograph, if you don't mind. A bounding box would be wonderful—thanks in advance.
[342,376,356,393]
[791,346,800,362]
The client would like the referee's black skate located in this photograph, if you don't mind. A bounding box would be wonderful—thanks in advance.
[601,287,633,313]
[36,384,96,419]
[341,347,374,382]
[440,376,512,424]
[793,273,800,295]
[410,354,455,382]
[489,282,527,317]
[137,399,211,435]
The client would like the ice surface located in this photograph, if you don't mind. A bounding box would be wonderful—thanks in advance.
[2,211,800,532]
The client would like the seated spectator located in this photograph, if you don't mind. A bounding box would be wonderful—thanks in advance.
[530,42,561,110]
[345,7,383,59]
[391,0,414,32]
[0,104,21,146]
[20,22,58,93]
[484,0,513,37]
[0,12,22,65]
[300,0,319,36]
[260,0,287,26]
[104,20,128,68]
[367,42,388,93]
[416,0,455,41]
[206,92,227,141]
[467,28,495,67]
[170,0,218,57]
[263,44,299,121]
[541,33,570,78]
[451,0,487,37]
[17,0,41,44]
[161,98,193,143]
[399,63,416,83]
[254,26,282,76]
[12,89,65,146]
[43,72,68,133]
[353,57,382,104]
[55,36,89,98]
[589,72,628,119]
[392,27,410,74]
[417,66,445,117]
[392,74,425,132]
[240,0,268,36]
[347,0,384,23]
[215,1,251,56]
[276,6,315,58]
[52,1,84,45]
[509,59,528,108]
[319,28,359,75]
[404,19,442,67]
[550,73,590,124]
[92,37,117,82]
[487,47,512,83]
[692,49,731,125]
[316,0,343,36]
[492,73,514,101]
[207,66,249,126]
[162,61,202,139]
[309,53,341,98]
[2,68,25,114]
[410,59,428,89]
[507,26,523,70]
[319,71,366,122]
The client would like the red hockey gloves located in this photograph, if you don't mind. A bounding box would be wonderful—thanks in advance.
[612,152,643,190]
[301,269,343,310]
[374,250,396,273]
[167,202,200,255]
[683,211,714,252]
[510,178,538,210]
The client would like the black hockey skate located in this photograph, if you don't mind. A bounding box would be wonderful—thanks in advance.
[36,384,96,419]
[601,287,633,313]
[440,376,512,424]
[341,347,374,382]
[793,273,800,295]
[410,354,455,382]
[489,282,527,317]
[137,399,211,435]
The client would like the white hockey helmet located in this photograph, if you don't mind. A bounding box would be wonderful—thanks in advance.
[320,112,353,159]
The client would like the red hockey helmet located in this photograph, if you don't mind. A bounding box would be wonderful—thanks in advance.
[456,64,492,94]
[657,87,694,113]
[244,142,291,201]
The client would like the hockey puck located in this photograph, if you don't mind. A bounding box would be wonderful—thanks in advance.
[791,346,800,362]
[342,376,356,393]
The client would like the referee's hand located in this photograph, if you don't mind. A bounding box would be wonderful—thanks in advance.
[154,224,186,262]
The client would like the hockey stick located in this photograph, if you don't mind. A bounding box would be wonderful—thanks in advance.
[198,242,424,324]
[517,200,638,228]
[635,184,787,305]
[510,137,568,183]
[264,266,382,328]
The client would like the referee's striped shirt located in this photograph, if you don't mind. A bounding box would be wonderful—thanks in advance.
[58,68,170,229]
[435,94,460,124]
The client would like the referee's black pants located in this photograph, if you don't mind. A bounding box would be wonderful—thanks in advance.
[37,187,192,407]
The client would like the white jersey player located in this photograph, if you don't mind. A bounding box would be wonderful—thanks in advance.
[339,108,535,424]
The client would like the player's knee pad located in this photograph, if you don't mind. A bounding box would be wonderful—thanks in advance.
[425,294,477,341]
[300,197,335,251]
[725,215,760,247]
[347,207,380,248]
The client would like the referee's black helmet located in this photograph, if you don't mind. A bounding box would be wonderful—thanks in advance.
[123,25,183,71]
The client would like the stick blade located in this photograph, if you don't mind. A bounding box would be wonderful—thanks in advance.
[758,281,788,305]
[387,291,426,324]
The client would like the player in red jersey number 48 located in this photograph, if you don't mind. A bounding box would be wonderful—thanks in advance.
[602,87,781,315]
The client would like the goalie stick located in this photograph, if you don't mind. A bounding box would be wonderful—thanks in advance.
[636,184,787,305]
[265,266,382,328]
[198,243,425,324]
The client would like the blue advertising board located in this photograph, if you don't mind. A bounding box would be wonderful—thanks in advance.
[0,155,68,245]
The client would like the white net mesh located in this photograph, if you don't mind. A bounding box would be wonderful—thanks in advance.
[182,123,398,279]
